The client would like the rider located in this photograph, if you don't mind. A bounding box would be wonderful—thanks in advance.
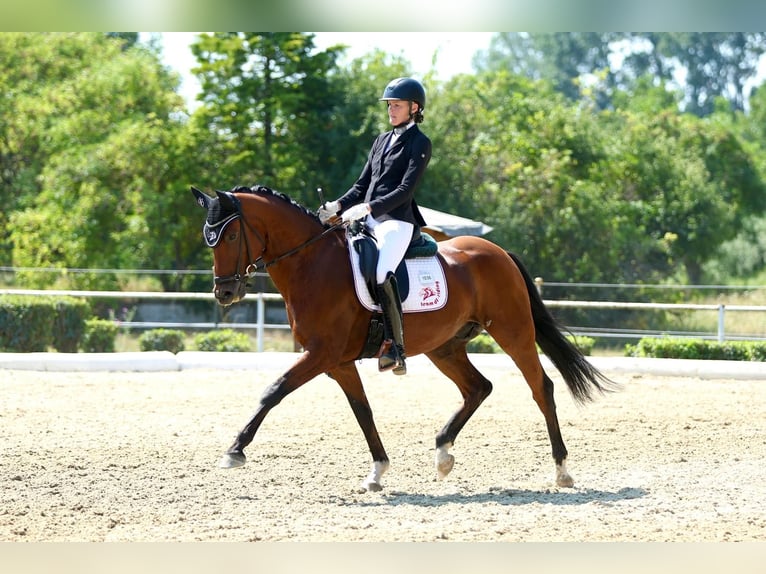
[318,77,432,376]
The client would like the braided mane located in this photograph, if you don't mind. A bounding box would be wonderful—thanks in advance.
[231,185,321,223]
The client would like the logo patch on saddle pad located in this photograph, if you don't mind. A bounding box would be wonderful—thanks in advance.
[349,248,448,313]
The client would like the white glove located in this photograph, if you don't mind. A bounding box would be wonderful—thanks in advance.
[341,203,371,223]
[318,200,341,224]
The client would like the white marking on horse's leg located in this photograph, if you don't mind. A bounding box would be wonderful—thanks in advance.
[360,460,389,492]
[435,442,455,480]
[555,458,575,487]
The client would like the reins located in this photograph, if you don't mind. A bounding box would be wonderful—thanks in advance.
[214,207,343,285]
[250,220,343,273]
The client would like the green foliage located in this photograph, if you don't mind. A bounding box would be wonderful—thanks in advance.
[625,337,766,361]
[703,212,766,282]
[0,295,91,352]
[52,297,92,352]
[477,33,766,116]
[2,31,766,306]
[466,333,501,353]
[568,335,595,356]
[0,295,56,352]
[189,32,348,205]
[194,329,251,352]
[3,32,191,290]
[138,329,186,353]
[81,318,118,353]
[586,109,751,284]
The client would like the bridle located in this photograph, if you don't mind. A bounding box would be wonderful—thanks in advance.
[212,200,342,286]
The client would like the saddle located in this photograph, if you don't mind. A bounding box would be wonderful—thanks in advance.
[346,223,448,360]
[347,223,439,303]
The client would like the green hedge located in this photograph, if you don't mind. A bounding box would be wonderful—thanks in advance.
[0,295,93,352]
[0,295,56,352]
[625,337,766,361]
[194,329,251,352]
[53,297,92,352]
[466,333,501,353]
[81,318,118,353]
[139,329,186,353]
[568,335,595,356]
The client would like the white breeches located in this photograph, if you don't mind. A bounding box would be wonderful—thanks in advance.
[366,216,414,284]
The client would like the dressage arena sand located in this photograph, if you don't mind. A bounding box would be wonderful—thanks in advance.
[2,354,765,545]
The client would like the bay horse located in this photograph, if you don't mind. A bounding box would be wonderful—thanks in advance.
[192,184,617,492]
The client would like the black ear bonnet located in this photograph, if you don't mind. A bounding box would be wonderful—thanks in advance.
[203,192,241,247]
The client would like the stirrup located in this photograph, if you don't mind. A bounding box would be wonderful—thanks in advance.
[378,354,406,375]
[378,340,406,375]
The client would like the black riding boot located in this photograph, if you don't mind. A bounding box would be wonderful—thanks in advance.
[376,272,407,376]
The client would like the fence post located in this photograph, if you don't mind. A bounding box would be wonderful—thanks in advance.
[256,293,265,352]
[717,304,725,343]
[534,277,544,296]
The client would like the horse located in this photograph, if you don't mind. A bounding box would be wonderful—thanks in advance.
[191,184,618,492]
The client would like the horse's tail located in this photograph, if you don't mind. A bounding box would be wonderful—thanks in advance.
[507,251,619,404]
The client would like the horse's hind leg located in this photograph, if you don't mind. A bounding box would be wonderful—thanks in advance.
[330,363,390,492]
[426,342,493,480]
[487,323,574,487]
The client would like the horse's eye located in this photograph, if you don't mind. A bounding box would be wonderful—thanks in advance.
[226,231,238,242]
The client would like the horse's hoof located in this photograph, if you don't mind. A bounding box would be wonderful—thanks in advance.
[358,460,389,492]
[435,444,455,480]
[556,473,575,488]
[360,480,383,493]
[436,455,454,480]
[219,452,246,469]
[555,460,574,487]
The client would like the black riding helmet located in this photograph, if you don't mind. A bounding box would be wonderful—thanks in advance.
[379,77,426,123]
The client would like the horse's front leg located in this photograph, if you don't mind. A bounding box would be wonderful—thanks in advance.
[330,362,390,492]
[219,351,324,469]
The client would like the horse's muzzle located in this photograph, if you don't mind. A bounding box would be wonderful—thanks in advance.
[214,279,247,306]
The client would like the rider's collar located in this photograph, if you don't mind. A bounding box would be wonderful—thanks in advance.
[393,121,414,136]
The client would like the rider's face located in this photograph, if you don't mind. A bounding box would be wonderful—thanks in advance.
[387,99,418,126]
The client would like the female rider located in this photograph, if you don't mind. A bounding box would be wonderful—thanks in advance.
[319,77,432,376]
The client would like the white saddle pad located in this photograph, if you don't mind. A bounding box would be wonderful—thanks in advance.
[349,247,448,313]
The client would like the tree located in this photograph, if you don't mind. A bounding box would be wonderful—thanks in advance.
[6,33,188,289]
[1,33,111,266]
[475,33,618,107]
[622,33,766,115]
[702,84,766,281]
[426,66,766,286]
[477,32,766,116]
[189,32,346,205]
[426,70,617,280]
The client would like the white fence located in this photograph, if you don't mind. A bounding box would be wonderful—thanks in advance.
[545,299,766,342]
[3,288,766,350]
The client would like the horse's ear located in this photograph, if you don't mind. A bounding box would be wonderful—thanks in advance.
[216,190,238,212]
[191,186,211,209]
